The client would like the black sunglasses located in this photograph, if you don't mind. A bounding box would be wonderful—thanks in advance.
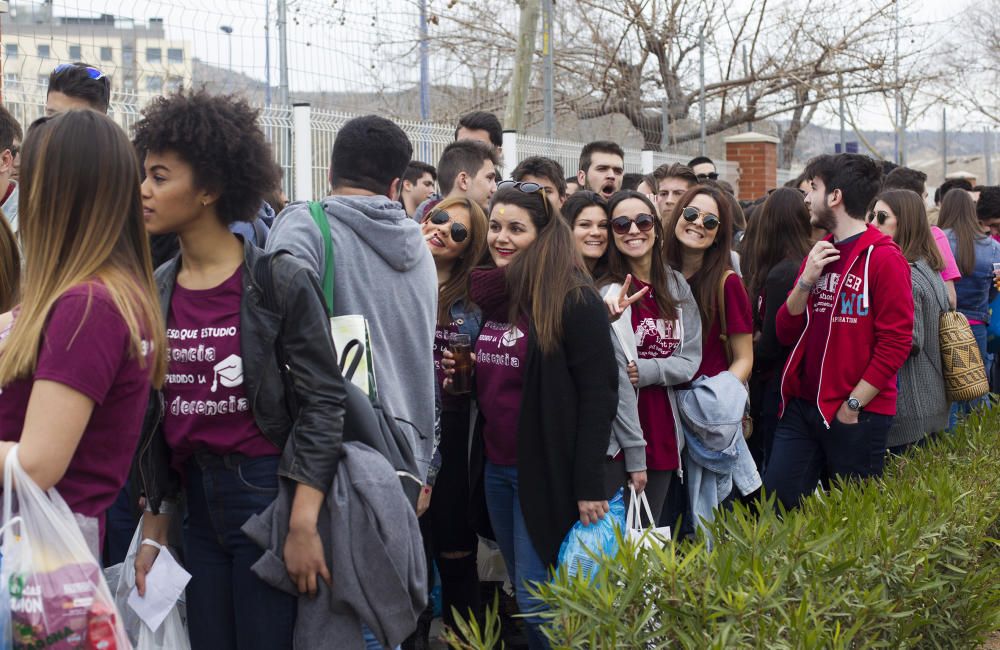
[611,213,656,235]
[696,172,720,181]
[871,210,891,225]
[426,209,469,243]
[54,63,106,80]
[681,206,721,230]
[496,180,550,219]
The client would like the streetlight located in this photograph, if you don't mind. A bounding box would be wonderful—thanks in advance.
[220,25,233,77]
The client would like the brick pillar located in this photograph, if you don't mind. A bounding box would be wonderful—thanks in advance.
[724,132,780,200]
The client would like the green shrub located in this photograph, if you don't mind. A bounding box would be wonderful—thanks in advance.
[450,407,1000,649]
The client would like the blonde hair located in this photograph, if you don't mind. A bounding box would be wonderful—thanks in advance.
[0,110,166,387]
[0,214,18,313]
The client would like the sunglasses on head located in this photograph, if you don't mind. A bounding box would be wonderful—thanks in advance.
[611,213,656,235]
[681,205,721,230]
[54,63,106,80]
[426,209,469,243]
[496,180,550,219]
[696,172,720,181]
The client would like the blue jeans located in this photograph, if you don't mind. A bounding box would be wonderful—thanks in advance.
[763,399,893,511]
[950,323,992,428]
[184,454,295,650]
[484,462,551,650]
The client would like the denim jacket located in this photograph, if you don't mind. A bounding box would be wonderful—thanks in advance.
[139,238,348,513]
[946,229,1000,323]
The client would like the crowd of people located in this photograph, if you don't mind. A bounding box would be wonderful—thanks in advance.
[0,61,998,650]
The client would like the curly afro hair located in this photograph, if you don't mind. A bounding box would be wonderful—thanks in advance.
[132,90,280,224]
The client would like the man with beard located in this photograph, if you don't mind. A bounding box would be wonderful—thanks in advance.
[577,141,625,200]
[763,154,913,511]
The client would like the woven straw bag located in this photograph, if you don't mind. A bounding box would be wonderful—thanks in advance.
[939,310,990,402]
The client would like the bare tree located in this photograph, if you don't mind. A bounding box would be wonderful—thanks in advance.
[945,0,1000,126]
[428,0,926,164]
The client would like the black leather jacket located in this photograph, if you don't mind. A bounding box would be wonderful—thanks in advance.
[139,239,347,513]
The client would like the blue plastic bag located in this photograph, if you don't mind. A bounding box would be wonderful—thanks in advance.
[556,489,626,581]
[0,552,11,650]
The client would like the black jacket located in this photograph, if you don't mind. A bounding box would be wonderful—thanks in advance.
[751,259,800,376]
[139,238,347,513]
[470,288,618,567]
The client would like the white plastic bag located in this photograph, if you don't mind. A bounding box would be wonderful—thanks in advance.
[0,445,131,649]
[112,523,189,650]
[626,486,671,552]
[135,608,188,650]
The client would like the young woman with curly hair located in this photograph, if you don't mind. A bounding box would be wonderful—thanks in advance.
[131,90,348,650]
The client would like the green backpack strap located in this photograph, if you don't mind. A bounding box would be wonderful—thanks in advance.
[308,201,335,317]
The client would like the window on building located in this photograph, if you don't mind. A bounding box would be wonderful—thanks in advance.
[167,48,183,63]
[37,45,51,60]
[100,46,113,61]
[4,44,18,60]
[146,48,161,63]
[69,45,82,60]
[146,75,163,93]
[123,77,135,91]
[123,47,135,65]
[37,75,49,88]
[3,73,19,87]
[166,76,182,92]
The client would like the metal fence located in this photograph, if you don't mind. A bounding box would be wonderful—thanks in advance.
[2,86,756,200]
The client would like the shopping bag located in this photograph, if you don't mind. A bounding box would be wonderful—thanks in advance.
[308,201,379,398]
[0,551,12,650]
[626,486,671,552]
[135,608,188,650]
[0,445,131,649]
[556,489,626,581]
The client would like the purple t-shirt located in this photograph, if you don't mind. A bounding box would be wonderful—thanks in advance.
[0,283,152,541]
[163,267,278,473]
[631,279,681,471]
[474,319,528,466]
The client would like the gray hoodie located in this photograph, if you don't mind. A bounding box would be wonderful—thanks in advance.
[267,195,438,480]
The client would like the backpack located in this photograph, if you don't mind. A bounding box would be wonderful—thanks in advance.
[252,250,422,509]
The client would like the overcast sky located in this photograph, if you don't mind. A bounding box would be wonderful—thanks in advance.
[26,0,985,133]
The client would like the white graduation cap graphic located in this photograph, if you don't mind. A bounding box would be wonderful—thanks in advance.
[211,354,244,392]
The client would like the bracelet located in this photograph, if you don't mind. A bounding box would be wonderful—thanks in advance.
[797,277,815,293]
[141,538,163,551]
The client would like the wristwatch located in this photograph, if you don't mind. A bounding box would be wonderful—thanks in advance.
[846,396,862,412]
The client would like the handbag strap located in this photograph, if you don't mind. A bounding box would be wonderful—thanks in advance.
[718,270,736,365]
[308,201,335,317]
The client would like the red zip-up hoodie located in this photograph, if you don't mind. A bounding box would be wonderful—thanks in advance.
[776,225,913,427]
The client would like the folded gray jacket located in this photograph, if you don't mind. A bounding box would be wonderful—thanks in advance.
[242,442,427,649]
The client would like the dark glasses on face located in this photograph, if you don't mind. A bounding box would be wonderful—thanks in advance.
[54,63,106,80]
[681,206,721,230]
[871,210,891,225]
[496,180,550,219]
[426,210,469,243]
[696,172,719,181]
[611,213,656,235]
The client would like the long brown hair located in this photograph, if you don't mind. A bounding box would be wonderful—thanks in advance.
[492,186,593,355]
[600,190,678,320]
[423,196,488,325]
[937,189,982,277]
[0,110,166,387]
[876,189,944,271]
[0,214,18,313]
[742,188,812,302]
[663,184,735,330]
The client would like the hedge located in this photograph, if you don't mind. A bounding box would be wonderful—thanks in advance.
[445,407,1000,649]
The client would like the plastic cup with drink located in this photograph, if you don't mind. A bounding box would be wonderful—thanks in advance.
[448,333,473,395]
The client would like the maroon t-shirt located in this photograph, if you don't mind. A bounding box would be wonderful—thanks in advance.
[474,319,528,466]
[796,234,862,400]
[695,272,753,379]
[631,279,682,471]
[163,267,278,473]
[0,283,152,541]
